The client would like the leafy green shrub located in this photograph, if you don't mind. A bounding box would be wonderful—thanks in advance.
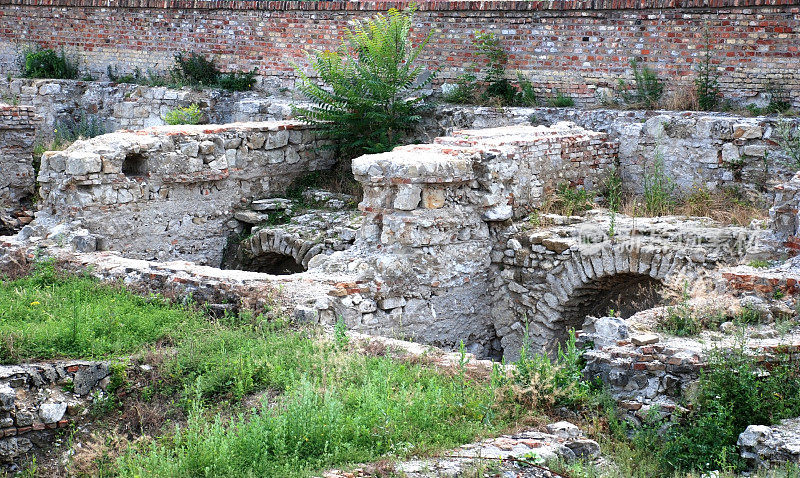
[776,119,800,168]
[217,69,257,91]
[548,90,575,108]
[164,104,203,125]
[647,348,800,474]
[604,166,623,236]
[170,52,219,87]
[444,32,536,107]
[20,47,79,79]
[733,304,761,325]
[292,6,435,157]
[619,59,663,109]
[509,328,590,409]
[443,73,479,104]
[53,111,106,145]
[551,183,593,216]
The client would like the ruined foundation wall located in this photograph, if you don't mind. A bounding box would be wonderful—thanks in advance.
[309,123,618,358]
[9,77,798,202]
[430,106,800,198]
[579,315,800,423]
[0,104,37,233]
[1,0,799,107]
[1,361,110,468]
[0,79,293,142]
[35,121,334,265]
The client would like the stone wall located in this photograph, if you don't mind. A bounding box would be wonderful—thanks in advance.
[491,213,756,357]
[0,103,37,234]
[310,123,618,358]
[1,361,110,469]
[430,106,800,198]
[301,122,767,359]
[738,418,800,469]
[580,315,800,423]
[33,121,334,265]
[1,0,799,107]
[8,77,798,202]
[0,79,292,142]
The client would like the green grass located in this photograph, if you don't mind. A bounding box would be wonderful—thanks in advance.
[117,354,504,477]
[0,262,207,364]
[3,263,516,477]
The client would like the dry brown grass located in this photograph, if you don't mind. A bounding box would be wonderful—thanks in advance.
[621,187,767,226]
[661,81,699,111]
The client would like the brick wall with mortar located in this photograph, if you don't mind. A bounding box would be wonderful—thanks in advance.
[0,0,798,107]
[0,104,37,234]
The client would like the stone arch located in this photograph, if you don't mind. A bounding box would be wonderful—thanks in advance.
[532,242,688,353]
[227,228,328,275]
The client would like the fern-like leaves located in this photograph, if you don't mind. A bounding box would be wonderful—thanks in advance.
[292,5,435,157]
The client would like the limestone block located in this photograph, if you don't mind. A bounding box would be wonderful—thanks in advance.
[39,402,67,423]
[265,130,289,150]
[247,132,266,149]
[0,385,14,411]
[421,188,445,209]
[180,141,200,157]
[393,185,422,210]
[65,151,102,175]
[285,148,301,164]
[721,142,740,164]
[743,144,768,157]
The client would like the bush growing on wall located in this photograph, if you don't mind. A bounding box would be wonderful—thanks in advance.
[164,104,203,125]
[19,47,79,80]
[170,53,258,91]
[292,6,435,157]
[618,59,663,109]
[444,31,537,107]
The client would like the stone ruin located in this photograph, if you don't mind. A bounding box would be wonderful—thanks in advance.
[0,103,38,234]
[3,91,800,470]
[33,121,333,264]
[7,118,770,359]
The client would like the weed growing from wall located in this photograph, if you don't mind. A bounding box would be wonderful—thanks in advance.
[642,146,676,216]
[695,31,720,111]
[551,183,593,217]
[547,90,575,108]
[164,104,203,125]
[775,119,800,169]
[604,166,623,236]
[619,59,663,109]
[19,47,79,80]
[444,31,537,107]
[53,111,106,144]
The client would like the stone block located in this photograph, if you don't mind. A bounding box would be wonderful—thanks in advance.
[65,152,102,175]
[393,185,422,211]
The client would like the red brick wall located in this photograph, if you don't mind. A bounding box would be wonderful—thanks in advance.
[1,0,799,106]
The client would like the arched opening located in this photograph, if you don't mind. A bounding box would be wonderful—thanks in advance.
[236,251,305,275]
[558,273,665,343]
[122,153,148,177]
